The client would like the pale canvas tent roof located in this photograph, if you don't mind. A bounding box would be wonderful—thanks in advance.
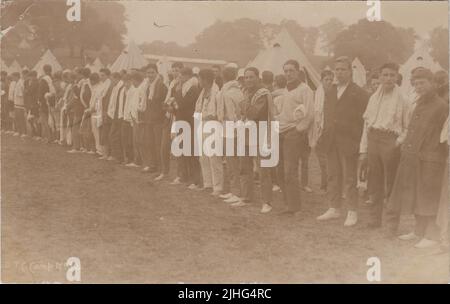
[18,38,31,49]
[247,28,321,88]
[352,57,367,88]
[7,60,22,74]
[110,40,148,72]
[33,49,62,77]
[400,41,444,99]
[86,57,104,73]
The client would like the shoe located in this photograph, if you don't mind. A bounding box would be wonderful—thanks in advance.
[80,148,87,152]
[277,210,297,217]
[67,149,80,154]
[154,174,165,181]
[219,193,233,199]
[211,190,222,197]
[344,211,358,227]
[260,203,273,214]
[303,186,313,193]
[98,155,108,160]
[272,185,281,192]
[107,156,116,161]
[20,134,27,138]
[196,186,212,192]
[125,162,139,168]
[231,200,248,207]
[398,232,418,241]
[87,151,96,155]
[317,208,341,221]
[224,195,241,203]
[170,177,182,185]
[13,132,20,136]
[142,166,150,172]
[188,184,200,190]
[414,238,438,249]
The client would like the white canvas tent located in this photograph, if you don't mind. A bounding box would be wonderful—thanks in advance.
[352,57,367,88]
[33,49,62,76]
[400,42,444,99]
[247,28,321,88]
[7,60,22,74]
[86,57,104,73]
[110,40,147,72]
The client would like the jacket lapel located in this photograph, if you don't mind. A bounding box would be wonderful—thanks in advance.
[336,82,352,104]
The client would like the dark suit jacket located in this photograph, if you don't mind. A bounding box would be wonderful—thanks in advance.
[317,82,369,156]
[147,77,168,123]
[174,85,200,125]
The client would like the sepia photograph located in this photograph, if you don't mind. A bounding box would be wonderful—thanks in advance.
[0,0,449,286]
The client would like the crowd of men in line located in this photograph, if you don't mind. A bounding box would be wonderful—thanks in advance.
[1,56,448,251]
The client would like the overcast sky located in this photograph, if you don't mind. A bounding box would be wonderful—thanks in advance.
[123,1,448,45]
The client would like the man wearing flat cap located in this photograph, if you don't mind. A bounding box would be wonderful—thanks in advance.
[386,67,449,249]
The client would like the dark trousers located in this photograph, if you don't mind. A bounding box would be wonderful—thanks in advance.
[240,154,272,204]
[367,129,400,225]
[121,121,134,164]
[135,122,151,167]
[176,121,200,185]
[327,142,359,211]
[179,155,201,185]
[80,114,95,152]
[27,107,40,137]
[1,99,12,130]
[160,118,172,175]
[100,116,111,156]
[316,149,328,190]
[39,110,53,142]
[14,107,27,135]
[148,122,163,170]
[277,129,308,212]
[109,118,123,161]
[226,156,241,197]
[300,145,311,187]
[71,110,83,150]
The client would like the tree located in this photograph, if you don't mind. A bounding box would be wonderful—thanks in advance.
[333,19,416,70]
[189,18,264,65]
[319,18,345,56]
[430,26,449,70]
[1,0,126,60]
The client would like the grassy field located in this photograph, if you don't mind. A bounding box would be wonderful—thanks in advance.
[1,134,448,283]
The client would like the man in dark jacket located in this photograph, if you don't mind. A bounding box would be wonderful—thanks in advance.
[173,67,201,188]
[145,64,168,174]
[24,70,40,138]
[316,56,369,227]
[387,67,448,248]
[38,64,55,143]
